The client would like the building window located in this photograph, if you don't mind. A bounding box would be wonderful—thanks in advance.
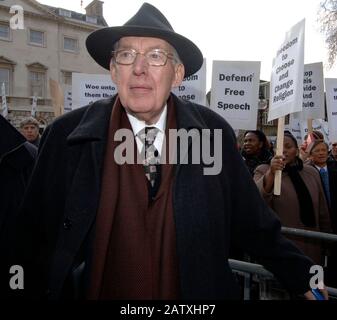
[61,71,72,85]
[0,68,10,95]
[29,71,45,97]
[59,9,71,18]
[29,29,45,46]
[86,16,97,24]
[0,22,10,41]
[64,37,78,52]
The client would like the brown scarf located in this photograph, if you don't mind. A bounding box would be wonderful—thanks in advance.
[87,96,180,299]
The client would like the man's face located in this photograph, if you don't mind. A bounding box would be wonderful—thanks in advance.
[110,37,185,124]
[332,142,337,158]
[310,142,329,167]
[21,124,39,142]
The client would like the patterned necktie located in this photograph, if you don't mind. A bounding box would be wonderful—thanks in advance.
[319,168,331,206]
[138,126,160,187]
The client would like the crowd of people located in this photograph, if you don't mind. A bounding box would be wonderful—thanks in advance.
[241,129,337,288]
[1,3,336,300]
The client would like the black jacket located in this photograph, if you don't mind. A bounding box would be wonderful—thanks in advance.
[14,94,314,299]
[0,115,37,296]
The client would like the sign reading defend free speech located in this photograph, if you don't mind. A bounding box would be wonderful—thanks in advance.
[210,61,260,130]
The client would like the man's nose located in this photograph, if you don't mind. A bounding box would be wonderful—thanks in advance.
[133,53,148,74]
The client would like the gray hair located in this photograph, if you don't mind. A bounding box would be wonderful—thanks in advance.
[20,117,39,128]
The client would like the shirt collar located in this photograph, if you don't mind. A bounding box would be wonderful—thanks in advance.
[126,105,167,137]
[315,165,328,171]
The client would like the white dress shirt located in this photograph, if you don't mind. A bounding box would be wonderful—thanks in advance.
[126,105,167,156]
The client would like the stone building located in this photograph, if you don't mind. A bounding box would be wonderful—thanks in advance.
[0,0,108,130]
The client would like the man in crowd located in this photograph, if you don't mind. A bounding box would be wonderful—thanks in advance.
[20,117,40,147]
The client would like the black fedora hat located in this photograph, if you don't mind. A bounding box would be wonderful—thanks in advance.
[86,3,203,77]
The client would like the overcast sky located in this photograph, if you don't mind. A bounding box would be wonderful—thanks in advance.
[40,0,337,88]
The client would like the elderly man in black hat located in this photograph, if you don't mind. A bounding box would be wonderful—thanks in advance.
[14,3,326,300]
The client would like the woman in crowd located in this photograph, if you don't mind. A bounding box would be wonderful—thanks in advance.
[253,132,331,265]
[241,130,273,176]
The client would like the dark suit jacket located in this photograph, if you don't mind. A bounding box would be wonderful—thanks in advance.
[327,163,337,233]
[14,94,314,299]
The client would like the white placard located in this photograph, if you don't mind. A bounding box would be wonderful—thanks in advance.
[172,59,206,106]
[31,96,37,117]
[285,113,302,145]
[63,84,72,113]
[1,82,8,118]
[302,62,325,120]
[325,78,337,142]
[210,61,260,130]
[72,73,117,109]
[268,19,305,121]
[300,118,330,144]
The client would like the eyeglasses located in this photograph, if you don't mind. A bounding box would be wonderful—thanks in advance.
[332,143,337,147]
[112,48,174,66]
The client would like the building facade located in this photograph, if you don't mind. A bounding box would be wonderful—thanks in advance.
[0,0,108,129]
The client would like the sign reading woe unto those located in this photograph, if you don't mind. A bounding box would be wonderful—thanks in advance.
[210,61,260,130]
[325,78,337,142]
[268,19,305,122]
[72,73,117,109]
[171,59,206,106]
[301,62,325,120]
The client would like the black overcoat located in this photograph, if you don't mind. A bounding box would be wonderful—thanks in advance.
[14,94,313,299]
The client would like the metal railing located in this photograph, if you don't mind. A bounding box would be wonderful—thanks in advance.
[281,227,337,243]
[229,259,337,300]
[229,227,337,300]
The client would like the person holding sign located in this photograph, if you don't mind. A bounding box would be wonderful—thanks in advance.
[254,132,331,265]
[13,3,327,300]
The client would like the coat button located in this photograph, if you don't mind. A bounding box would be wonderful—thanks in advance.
[63,218,72,230]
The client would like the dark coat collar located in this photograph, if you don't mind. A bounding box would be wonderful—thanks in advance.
[67,97,115,144]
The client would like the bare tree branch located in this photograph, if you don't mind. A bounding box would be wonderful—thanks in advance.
[318,0,337,68]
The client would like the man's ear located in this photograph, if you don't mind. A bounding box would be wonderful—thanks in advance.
[171,63,185,88]
[110,59,117,83]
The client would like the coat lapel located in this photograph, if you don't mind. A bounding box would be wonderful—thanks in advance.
[49,97,116,297]
[173,94,213,172]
